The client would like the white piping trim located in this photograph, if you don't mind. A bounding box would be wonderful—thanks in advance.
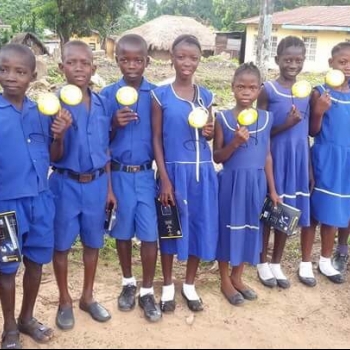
[279,192,310,199]
[226,224,260,230]
[151,90,162,106]
[319,85,350,104]
[220,111,269,134]
[266,81,293,98]
[165,161,212,164]
[314,187,350,198]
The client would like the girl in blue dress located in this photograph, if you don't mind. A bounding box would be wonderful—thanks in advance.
[257,36,312,288]
[152,35,218,313]
[214,63,278,305]
[302,42,350,285]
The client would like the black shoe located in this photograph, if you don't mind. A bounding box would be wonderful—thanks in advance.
[298,274,317,287]
[318,266,345,284]
[181,290,204,312]
[276,278,291,289]
[118,285,136,311]
[332,252,348,274]
[79,301,111,322]
[160,299,176,313]
[138,294,162,322]
[257,273,277,288]
[56,306,74,330]
[237,288,258,301]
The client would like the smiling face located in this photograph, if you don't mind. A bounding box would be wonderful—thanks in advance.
[59,43,96,88]
[171,42,201,80]
[275,45,305,81]
[0,48,36,101]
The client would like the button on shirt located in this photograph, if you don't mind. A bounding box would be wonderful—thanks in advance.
[100,78,156,165]
[0,94,50,200]
[51,91,112,173]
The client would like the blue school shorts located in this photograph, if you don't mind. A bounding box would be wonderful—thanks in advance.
[0,191,55,274]
[49,171,108,251]
[110,169,158,242]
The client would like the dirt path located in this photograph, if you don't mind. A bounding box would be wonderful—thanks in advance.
[7,237,350,349]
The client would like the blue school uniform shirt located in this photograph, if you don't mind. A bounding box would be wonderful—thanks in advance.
[100,77,156,165]
[0,94,50,200]
[51,90,112,172]
[151,84,213,163]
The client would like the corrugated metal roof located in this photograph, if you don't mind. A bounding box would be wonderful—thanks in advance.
[239,6,350,28]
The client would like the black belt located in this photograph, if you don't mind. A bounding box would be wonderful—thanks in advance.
[52,167,105,183]
[111,161,152,173]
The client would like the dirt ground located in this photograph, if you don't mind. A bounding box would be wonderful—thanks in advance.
[5,234,350,350]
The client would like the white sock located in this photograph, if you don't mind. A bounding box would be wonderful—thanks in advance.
[269,263,288,280]
[161,283,175,302]
[299,261,315,278]
[122,276,136,286]
[257,263,274,280]
[140,287,154,297]
[183,283,200,301]
[319,256,340,276]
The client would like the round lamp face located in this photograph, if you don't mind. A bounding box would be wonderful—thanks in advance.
[291,80,312,98]
[37,93,60,116]
[60,84,83,106]
[116,86,138,106]
[188,107,208,128]
[237,108,258,126]
[325,69,345,88]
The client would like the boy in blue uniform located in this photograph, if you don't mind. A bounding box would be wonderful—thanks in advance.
[100,34,161,322]
[0,44,71,349]
[49,41,114,330]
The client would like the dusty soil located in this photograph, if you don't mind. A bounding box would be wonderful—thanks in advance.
[6,234,350,349]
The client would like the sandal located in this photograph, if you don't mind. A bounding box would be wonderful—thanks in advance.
[1,330,21,349]
[17,318,53,344]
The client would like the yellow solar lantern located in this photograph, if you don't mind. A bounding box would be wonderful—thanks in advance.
[237,108,258,126]
[325,69,345,88]
[116,86,138,106]
[291,80,312,98]
[188,107,208,128]
[37,93,60,116]
[60,84,83,106]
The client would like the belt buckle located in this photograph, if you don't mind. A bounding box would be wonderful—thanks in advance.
[126,165,140,173]
[78,173,94,183]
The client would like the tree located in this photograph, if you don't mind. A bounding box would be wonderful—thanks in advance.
[34,0,127,49]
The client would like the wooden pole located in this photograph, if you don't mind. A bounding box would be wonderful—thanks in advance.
[256,0,274,81]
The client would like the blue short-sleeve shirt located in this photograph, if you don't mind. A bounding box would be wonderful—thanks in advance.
[100,77,156,165]
[51,90,112,172]
[0,94,50,200]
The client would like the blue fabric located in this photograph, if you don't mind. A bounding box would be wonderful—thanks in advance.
[152,84,218,261]
[49,171,108,251]
[216,109,273,266]
[263,81,311,226]
[109,170,157,242]
[0,191,55,274]
[51,90,112,173]
[311,85,350,227]
[0,94,51,200]
[100,77,156,165]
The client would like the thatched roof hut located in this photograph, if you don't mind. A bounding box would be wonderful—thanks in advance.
[119,15,215,60]
[10,32,49,55]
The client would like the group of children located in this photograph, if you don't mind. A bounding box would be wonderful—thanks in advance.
[0,32,350,348]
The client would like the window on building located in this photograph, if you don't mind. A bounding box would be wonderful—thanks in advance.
[252,35,278,58]
[89,43,96,51]
[302,37,317,61]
